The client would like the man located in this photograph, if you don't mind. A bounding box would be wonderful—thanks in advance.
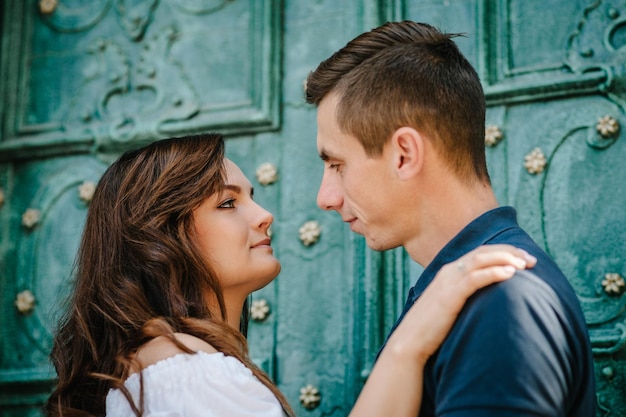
[306,21,595,416]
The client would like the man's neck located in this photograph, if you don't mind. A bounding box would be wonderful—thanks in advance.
[405,180,498,267]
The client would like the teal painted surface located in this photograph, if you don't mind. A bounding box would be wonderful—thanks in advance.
[1,1,625,416]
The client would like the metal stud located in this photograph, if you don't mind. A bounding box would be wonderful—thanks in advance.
[299,220,321,246]
[78,181,96,204]
[22,208,41,230]
[299,384,321,410]
[602,273,625,295]
[596,115,620,138]
[256,163,278,186]
[524,147,547,174]
[15,290,36,315]
[250,299,270,321]
[485,125,504,147]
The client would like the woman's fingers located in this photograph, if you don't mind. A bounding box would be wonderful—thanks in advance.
[456,245,536,273]
[436,245,535,300]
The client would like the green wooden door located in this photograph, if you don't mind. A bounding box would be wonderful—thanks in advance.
[1,1,625,416]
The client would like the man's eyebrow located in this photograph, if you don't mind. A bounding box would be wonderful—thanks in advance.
[319,149,330,161]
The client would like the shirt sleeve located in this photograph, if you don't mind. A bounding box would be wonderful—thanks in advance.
[431,271,578,417]
[106,352,286,417]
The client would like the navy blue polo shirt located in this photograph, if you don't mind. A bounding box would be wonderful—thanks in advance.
[383,207,596,417]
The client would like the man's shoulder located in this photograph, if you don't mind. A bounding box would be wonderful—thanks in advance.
[461,268,582,327]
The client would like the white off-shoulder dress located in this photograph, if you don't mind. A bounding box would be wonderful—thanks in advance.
[106,351,285,417]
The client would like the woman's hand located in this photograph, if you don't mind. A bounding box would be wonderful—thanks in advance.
[386,244,537,365]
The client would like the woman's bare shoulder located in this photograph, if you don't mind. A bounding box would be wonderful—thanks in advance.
[131,333,218,373]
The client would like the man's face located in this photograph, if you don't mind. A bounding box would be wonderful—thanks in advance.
[316,94,403,251]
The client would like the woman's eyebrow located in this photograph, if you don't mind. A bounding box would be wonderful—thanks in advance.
[223,184,241,193]
[224,184,254,197]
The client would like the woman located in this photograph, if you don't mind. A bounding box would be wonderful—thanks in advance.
[46,133,534,417]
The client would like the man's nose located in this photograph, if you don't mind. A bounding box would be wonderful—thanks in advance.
[317,173,343,211]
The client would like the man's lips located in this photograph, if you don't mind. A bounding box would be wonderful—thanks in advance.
[344,218,357,230]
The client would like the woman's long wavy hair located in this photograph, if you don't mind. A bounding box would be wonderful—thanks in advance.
[45,134,294,417]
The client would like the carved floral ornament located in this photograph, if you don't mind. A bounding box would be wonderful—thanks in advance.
[299,384,321,410]
[523,148,547,175]
[602,273,625,295]
[596,115,620,139]
[256,163,278,186]
[78,181,97,203]
[250,299,270,321]
[39,0,58,15]
[15,290,36,315]
[22,208,41,230]
[299,220,321,246]
[485,125,504,147]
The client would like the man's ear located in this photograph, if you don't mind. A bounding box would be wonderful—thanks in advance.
[390,127,424,180]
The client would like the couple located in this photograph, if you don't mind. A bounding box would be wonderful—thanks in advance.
[46,21,595,417]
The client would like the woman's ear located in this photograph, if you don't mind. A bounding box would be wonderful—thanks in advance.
[390,127,424,180]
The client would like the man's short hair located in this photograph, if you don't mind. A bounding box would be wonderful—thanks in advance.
[306,21,490,184]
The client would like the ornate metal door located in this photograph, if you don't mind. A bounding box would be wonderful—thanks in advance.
[1,1,625,417]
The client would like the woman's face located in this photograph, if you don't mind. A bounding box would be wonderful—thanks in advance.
[192,159,280,300]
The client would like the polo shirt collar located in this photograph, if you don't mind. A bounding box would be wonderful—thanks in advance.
[408,206,519,303]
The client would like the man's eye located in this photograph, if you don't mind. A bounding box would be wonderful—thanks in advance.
[218,199,236,208]
[329,164,341,171]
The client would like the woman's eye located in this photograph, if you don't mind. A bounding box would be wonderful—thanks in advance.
[218,199,236,209]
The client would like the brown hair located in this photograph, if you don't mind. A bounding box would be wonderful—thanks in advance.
[306,20,490,183]
[46,134,294,416]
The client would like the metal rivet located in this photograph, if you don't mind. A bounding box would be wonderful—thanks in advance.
[299,220,321,246]
[39,0,57,15]
[0,188,5,208]
[608,8,620,19]
[250,299,270,321]
[524,147,547,174]
[78,181,96,204]
[15,290,36,315]
[256,163,278,186]
[485,125,504,147]
[299,384,321,410]
[602,273,625,295]
[22,208,41,230]
[596,115,620,138]
[602,366,615,379]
